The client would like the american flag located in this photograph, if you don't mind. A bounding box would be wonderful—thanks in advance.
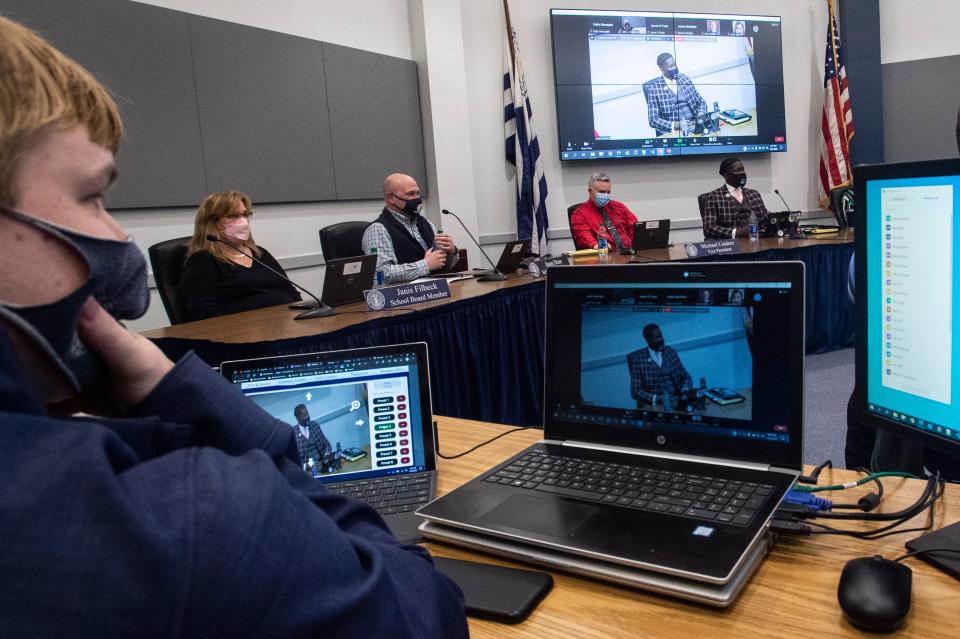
[503,0,548,255]
[818,0,854,206]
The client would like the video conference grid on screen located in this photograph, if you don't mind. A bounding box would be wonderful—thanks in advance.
[865,173,960,448]
[550,9,786,161]
[230,352,428,481]
[550,282,795,444]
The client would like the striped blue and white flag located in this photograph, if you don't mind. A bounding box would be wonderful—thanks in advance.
[503,6,548,255]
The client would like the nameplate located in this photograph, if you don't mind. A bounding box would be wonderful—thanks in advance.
[528,255,571,277]
[683,239,741,258]
[364,279,451,311]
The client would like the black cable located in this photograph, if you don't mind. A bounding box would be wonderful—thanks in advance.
[832,466,884,510]
[797,458,832,484]
[810,473,936,521]
[804,475,943,539]
[893,548,960,563]
[436,426,533,460]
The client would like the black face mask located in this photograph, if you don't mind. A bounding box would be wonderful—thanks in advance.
[725,172,747,189]
[397,196,423,217]
[664,67,679,80]
[0,207,149,393]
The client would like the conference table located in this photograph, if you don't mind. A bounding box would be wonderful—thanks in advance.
[431,416,959,639]
[144,230,854,427]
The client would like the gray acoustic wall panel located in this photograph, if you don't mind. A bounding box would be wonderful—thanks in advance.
[882,55,960,163]
[189,16,336,203]
[3,0,207,209]
[323,43,427,199]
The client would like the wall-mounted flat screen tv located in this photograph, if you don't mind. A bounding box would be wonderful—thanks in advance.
[550,9,786,161]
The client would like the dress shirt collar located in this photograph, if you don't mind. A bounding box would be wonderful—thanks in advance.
[725,182,743,201]
[649,349,663,367]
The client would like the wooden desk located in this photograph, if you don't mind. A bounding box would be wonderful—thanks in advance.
[142,233,854,426]
[432,416,960,639]
[142,270,539,343]
[141,230,853,343]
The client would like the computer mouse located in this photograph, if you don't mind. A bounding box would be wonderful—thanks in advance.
[837,555,912,632]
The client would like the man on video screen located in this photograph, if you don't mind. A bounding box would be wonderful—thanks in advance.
[627,323,693,409]
[643,52,707,136]
[293,404,335,472]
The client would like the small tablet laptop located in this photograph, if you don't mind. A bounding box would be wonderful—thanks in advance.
[321,254,377,306]
[632,219,671,250]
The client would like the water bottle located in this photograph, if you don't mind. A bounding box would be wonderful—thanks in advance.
[433,229,442,251]
[661,382,673,412]
[748,210,759,242]
[597,228,609,258]
[371,246,384,286]
[697,377,708,410]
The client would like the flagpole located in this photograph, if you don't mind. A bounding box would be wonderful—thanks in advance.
[502,0,515,70]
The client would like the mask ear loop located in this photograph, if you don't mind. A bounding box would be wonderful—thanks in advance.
[0,206,94,304]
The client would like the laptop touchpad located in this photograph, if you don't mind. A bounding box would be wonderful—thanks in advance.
[479,494,597,538]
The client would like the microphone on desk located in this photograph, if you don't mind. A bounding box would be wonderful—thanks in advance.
[205,235,335,319]
[774,189,805,239]
[441,209,507,282]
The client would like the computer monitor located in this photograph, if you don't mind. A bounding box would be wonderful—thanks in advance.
[854,157,960,473]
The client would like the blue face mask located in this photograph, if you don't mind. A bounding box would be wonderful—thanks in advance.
[0,207,149,394]
[594,193,611,208]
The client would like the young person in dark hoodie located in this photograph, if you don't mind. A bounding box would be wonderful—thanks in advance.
[0,16,466,638]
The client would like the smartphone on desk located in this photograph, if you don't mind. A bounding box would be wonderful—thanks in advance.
[432,556,553,624]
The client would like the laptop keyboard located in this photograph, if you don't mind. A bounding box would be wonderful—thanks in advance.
[483,450,775,527]
[326,475,432,516]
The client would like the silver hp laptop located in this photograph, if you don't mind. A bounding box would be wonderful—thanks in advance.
[220,342,437,544]
[418,261,804,603]
[321,254,377,306]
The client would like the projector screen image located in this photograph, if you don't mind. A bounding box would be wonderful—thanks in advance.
[551,9,786,161]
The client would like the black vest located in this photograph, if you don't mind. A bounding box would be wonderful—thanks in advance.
[376,207,437,266]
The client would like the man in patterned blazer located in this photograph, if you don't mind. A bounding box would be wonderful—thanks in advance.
[293,404,335,472]
[643,52,708,137]
[701,157,770,239]
[627,324,693,409]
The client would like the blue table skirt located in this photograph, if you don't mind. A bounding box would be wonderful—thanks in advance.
[152,241,853,427]
[152,282,547,427]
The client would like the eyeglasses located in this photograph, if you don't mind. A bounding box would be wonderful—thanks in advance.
[221,210,253,221]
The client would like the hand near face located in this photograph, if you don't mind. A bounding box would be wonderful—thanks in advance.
[75,298,174,409]
[433,233,455,254]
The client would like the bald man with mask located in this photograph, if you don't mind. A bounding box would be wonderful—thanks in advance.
[361,173,458,284]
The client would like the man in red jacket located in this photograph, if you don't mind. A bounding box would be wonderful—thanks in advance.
[570,172,638,250]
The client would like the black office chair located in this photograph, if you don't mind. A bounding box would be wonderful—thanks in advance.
[148,236,191,325]
[696,193,709,222]
[319,221,370,261]
[828,186,854,228]
[567,203,591,249]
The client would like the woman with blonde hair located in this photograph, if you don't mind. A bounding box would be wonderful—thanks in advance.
[178,190,300,320]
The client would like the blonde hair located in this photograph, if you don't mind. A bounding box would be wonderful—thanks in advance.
[0,17,123,207]
[186,191,261,264]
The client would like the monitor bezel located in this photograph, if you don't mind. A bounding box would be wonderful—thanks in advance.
[548,7,787,162]
[853,157,960,461]
[219,341,437,473]
[543,260,805,470]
